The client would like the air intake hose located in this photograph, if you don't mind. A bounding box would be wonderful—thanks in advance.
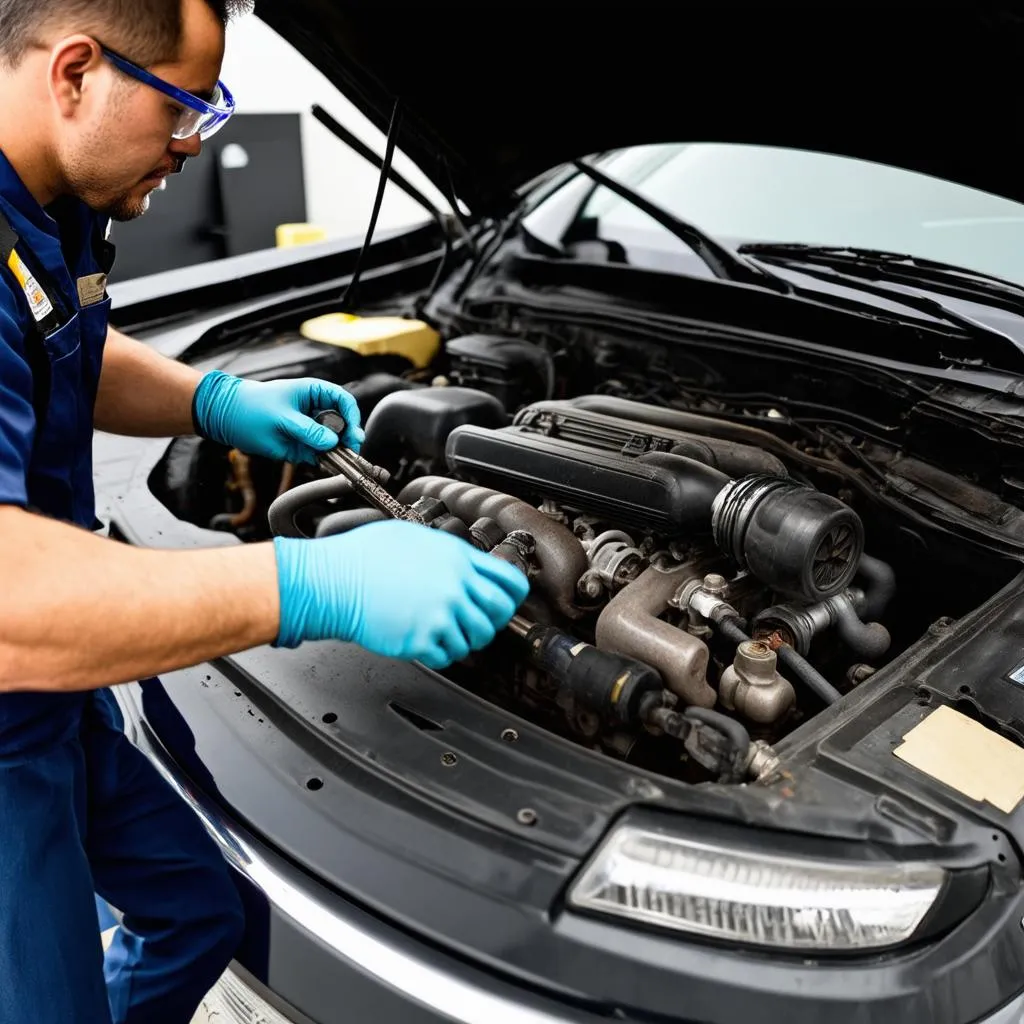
[712,475,864,602]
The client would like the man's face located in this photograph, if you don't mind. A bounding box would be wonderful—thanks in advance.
[57,0,226,221]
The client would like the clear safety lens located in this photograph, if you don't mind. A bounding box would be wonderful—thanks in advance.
[173,83,232,141]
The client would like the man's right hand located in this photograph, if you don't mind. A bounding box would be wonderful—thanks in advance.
[272,521,531,669]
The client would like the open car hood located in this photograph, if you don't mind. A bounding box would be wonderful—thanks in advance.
[260,1,1024,216]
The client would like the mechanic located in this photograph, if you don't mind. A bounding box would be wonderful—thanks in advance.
[0,1,531,1022]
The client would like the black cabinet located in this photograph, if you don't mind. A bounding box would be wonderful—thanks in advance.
[109,113,308,282]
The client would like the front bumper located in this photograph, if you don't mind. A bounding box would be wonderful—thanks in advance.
[130,707,607,1024]
[126,695,1024,1024]
[199,961,1024,1024]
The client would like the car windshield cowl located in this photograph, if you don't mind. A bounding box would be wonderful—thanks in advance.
[510,225,1024,371]
[526,158,1024,347]
[738,242,1024,315]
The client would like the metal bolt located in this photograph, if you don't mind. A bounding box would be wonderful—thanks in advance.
[847,663,875,686]
[501,728,519,743]
[702,573,728,596]
[440,752,458,767]
[928,616,956,636]
[746,739,782,781]
[517,808,538,826]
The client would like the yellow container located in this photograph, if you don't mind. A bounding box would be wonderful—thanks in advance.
[276,223,328,248]
[299,313,441,369]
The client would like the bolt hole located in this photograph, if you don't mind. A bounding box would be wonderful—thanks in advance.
[501,728,519,743]
[958,685,973,696]
[306,778,324,792]
[322,712,338,724]
[998,853,1007,863]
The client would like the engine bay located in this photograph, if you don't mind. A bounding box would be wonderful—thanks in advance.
[149,319,1021,786]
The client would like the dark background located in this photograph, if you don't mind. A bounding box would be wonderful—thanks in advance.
[108,112,307,283]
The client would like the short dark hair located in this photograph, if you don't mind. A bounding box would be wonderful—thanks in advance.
[0,0,254,67]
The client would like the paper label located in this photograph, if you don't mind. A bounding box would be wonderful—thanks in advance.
[77,273,108,308]
[7,249,53,323]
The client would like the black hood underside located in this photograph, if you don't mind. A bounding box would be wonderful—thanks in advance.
[260,1,1024,216]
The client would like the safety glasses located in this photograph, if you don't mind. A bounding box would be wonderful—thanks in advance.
[101,46,235,141]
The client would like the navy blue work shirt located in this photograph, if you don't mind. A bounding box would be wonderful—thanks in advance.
[0,148,120,757]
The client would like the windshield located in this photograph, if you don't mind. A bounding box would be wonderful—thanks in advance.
[523,143,1024,284]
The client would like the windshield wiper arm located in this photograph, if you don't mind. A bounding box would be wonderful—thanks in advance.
[737,253,1023,364]
[572,160,791,294]
[738,242,1024,313]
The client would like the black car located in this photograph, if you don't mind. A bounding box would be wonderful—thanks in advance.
[97,4,1024,1022]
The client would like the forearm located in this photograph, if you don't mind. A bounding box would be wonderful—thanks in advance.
[94,327,203,437]
[0,506,280,693]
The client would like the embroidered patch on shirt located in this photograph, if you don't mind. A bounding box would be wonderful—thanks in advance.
[7,248,54,323]
[77,273,108,308]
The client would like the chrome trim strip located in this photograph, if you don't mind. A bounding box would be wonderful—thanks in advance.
[139,725,579,1024]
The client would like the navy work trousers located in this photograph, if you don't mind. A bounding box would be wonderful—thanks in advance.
[0,696,245,1023]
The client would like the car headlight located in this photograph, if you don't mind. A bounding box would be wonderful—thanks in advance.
[566,824,948,951]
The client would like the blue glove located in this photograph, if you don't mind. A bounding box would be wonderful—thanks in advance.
[273,521,531,669]
[192,370,365,463]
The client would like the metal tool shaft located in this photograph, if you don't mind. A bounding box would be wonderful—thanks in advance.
[319,447,426,525]
[312,409,427,524]
[508,614,532,639]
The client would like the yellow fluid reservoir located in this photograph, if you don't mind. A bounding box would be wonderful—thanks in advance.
[276,223,328,248]
[299,313,441,369]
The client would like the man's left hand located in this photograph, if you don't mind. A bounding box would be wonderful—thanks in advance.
[192,370,365,463]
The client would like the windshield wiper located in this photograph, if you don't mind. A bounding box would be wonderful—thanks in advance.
[735,246,1023,364]
[571,160,792,295]
[527,178,1024,367]
[738,242,1024,315]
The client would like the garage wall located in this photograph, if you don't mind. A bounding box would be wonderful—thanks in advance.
[219,13,450,242]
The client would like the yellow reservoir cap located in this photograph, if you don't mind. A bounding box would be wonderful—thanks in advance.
[299,313,441,369]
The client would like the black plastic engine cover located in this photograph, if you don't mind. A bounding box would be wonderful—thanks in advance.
[445,425,728,534]
[445,334,554,412]
[513,400,787,478]
[362,386,507,469]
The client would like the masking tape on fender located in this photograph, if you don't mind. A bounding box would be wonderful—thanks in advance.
[893,704,1024,813]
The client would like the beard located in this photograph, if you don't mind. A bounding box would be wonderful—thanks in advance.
[62,92,166,221]
[104,190,152,222]
[64,158,156,221]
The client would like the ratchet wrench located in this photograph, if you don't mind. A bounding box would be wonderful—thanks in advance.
[313,410,535,576]
[314,410,427,525]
